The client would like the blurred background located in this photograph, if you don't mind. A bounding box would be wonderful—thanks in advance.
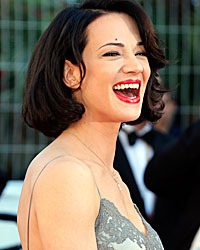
[0,0,200,180]
[0,0,200,248]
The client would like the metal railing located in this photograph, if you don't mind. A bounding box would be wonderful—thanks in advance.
[0,0,200,179]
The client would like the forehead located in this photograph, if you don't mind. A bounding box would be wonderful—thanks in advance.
[85,12,141,48]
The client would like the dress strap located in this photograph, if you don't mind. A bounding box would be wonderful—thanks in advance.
[27,155,65,250]
[89,171,102,199]
[67,155,103,200]
[96,184,102,199]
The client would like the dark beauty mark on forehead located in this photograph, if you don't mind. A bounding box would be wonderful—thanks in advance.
[97,41,144,50]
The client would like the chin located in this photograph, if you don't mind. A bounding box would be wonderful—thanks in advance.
[127,109,142,122]
[113,105,142,123]
[121,113,141,123]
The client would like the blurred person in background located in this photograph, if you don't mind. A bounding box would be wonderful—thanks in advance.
[154,92,179,136]
[145,119,200,250]
[114,120,173,222]
[114,90,177,223]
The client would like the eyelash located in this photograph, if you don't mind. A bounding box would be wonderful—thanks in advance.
[102,51,148,57]
[102,52,120,57]
[135,52,147,57]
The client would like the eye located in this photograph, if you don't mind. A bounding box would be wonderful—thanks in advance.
[135,51,148,57]
[102,52,120,57]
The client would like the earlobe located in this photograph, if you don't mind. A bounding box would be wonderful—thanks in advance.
[63,60,80,89]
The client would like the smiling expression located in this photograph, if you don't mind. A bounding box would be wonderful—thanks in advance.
[74,12,151,123]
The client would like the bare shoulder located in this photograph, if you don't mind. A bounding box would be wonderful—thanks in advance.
[26,153,94,187]
[28,155,99,249]
[33,154,99,209]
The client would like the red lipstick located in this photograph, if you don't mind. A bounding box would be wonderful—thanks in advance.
[113,79,141,104]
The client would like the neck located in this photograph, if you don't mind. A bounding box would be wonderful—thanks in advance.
[63,119,121,170]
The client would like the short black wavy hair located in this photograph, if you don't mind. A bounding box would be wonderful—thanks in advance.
[22,0,167,138]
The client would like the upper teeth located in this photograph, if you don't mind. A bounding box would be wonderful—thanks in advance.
[113,83,140,90]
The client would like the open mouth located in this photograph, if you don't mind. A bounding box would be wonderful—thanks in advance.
[113,80,141,104]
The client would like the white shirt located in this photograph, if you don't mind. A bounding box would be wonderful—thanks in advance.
[119,123,156,216]
[190,227,200,250]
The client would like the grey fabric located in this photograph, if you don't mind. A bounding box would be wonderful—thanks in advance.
[95,198,164,250]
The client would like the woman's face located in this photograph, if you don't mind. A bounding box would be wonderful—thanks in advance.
[76,12,151,123]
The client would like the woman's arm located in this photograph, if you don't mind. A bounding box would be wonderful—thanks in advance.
[33,157,100,250]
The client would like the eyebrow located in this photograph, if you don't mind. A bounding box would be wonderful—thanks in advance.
[97,41,144,50]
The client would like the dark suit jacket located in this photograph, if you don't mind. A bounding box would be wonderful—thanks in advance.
[114,128,173,222]
[144,120,200,250]
[0,167,7,195]
[114,139,147,218]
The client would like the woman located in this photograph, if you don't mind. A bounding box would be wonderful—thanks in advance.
[17,0,167,249]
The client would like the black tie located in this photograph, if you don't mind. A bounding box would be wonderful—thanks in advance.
[127,131,139,145]
[127,130,155,146]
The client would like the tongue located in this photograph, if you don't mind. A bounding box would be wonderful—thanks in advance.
[114,89,136,98]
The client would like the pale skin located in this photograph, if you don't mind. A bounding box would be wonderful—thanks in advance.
[17,12,151,250]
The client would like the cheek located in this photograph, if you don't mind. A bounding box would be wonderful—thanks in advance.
[143,62,151,83]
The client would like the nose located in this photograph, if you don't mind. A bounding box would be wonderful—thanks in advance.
[122,55,143,74]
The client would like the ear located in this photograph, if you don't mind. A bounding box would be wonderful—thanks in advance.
[63,60,81,89]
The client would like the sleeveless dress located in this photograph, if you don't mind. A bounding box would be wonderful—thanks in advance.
[95,196,164,249]
[27,155,164,250]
